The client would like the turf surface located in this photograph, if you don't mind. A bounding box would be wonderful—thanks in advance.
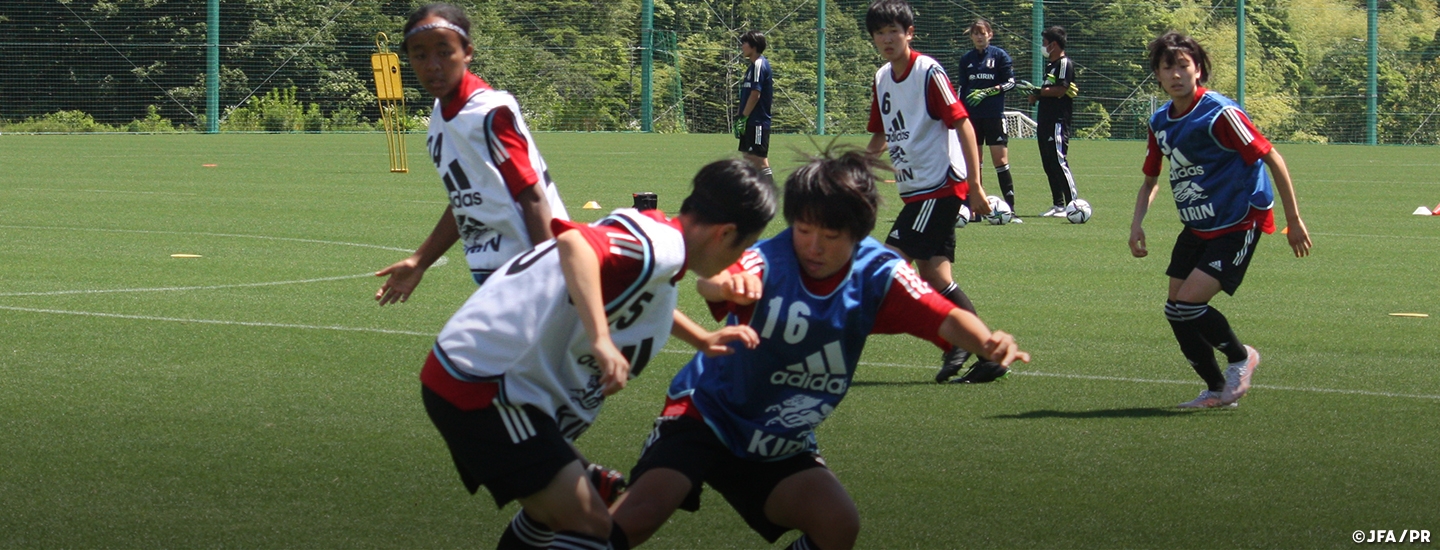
[1,133,1437,548]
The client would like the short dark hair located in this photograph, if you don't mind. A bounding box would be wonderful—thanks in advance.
[739,31,767,55]
[866,0,914,35]
[1148,31,1211,85]
[1041,26,1066,50]
[783,147,884,240]
[401,4,472,54]
[680,159,778,241]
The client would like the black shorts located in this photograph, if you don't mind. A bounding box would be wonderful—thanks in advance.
[972,116,1008,147]
[629,415,827,543]
[739,122,771,158]
[422,387,579,508]
[886,195,961,263]
[1165,226,1262,295]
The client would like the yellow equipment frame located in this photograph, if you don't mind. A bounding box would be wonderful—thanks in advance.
[371,33,408,173]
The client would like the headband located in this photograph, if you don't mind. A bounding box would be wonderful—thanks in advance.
[404,21,469,40]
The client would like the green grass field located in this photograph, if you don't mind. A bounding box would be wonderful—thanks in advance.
[2,133,1438,548]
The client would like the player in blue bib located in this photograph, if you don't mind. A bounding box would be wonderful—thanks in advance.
[610,149,1029,550]
[1128,32,1312,410]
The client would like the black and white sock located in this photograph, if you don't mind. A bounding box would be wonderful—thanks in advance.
[550,531,609,550]
[1184,302,1248,363]
[787,534,819,550]
[996,164,1015,210]
[760,166,774,187]
[1166,301,1223,391]
[939,281,977,315]
[497,510,553,550]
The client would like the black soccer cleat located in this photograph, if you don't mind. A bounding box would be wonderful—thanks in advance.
[950,360,1011,384]
[935,347,972,383]
[587,463,628,506]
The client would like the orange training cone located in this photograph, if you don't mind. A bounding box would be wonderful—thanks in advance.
[1432,202,1440,215]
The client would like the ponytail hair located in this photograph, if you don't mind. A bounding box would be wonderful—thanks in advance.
[680,159,778,240]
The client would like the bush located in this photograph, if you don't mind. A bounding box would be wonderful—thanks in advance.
[4,110,117,133]
[325,107,373,131]
[124,105,181,133]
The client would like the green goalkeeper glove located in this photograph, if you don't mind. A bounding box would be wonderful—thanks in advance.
[1066,82,1079,98]
[733,116,747,139]
[964,87,998,106]
[1015,80,1041,96]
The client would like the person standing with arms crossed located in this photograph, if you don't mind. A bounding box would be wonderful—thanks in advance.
[1028,25,1081,218]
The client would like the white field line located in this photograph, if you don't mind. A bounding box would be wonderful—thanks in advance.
[0,273,377,297]
[1310,231,1440,241]
[659,349,1440,401]
[16,188,198,196]
[0,225,446,296]
[0,305,432,337]
[0,310,1433,401]
[0,224,414,253]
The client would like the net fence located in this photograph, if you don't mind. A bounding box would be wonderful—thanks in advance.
[2,0,1438,144]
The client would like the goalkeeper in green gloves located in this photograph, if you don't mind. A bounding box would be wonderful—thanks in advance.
[956,18,1021,218]
[735,31,774,185]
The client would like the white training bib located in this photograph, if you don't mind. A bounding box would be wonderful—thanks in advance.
[433,209,683,440]
[426,89,569,280]
[873,54,968,198]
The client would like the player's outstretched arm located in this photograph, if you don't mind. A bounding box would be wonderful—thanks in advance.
[557,231,630,395]
[1129,176,1160,258]
[696,270,762,305]
[1262,149,1312,258]
[937,309,1031,367]
[375,205,460,305]
[670,310,759,357]
[954,118,991,217]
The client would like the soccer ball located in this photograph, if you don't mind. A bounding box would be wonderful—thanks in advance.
[985,195,1014,225]
[955,204,972,228]
[1064,198,1092,224]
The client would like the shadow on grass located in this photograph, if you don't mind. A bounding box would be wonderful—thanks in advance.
[849,380,937,387]
[988,407,1223,420]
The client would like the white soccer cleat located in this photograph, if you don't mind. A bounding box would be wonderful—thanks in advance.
[1009,216,1024,224]
[1039,205,1064,217]
[1221,345,1259,405]
[1177,389,1234,409]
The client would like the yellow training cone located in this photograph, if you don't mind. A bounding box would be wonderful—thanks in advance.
[582,201,601,210]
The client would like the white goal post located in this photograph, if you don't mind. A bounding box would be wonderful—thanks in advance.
[1004,110,1037,139]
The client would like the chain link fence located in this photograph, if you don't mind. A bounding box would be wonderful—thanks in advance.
[2,0,1437,144]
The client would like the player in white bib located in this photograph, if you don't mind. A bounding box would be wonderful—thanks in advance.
[421,158,776,550]
[865,0,1008,384]
[375,4,569,305]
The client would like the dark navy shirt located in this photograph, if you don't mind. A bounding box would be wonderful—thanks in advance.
[740,55,773,125]
[956,45,1014,119]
